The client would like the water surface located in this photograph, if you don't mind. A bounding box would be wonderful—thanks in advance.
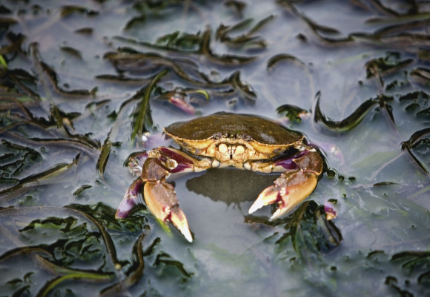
[1,0,430,296]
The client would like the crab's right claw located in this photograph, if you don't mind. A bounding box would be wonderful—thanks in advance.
[144,181,193,242]
[249,171,318,221]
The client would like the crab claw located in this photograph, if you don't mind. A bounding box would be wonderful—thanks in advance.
[249,171,318,221]
[144,181,193,242]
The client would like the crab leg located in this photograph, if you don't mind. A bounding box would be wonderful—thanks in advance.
[116,178,144,219]
[248,149,323,221]
[116,147,213,242]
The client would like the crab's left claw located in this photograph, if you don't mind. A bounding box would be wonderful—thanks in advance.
[144,181,193,242]
[169,207,193,243]
[249,171,318,221]
[249,149,323,221]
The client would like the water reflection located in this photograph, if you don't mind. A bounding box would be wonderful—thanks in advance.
[187,168,277,204]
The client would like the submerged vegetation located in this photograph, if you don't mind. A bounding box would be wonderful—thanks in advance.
[0,0,430,296]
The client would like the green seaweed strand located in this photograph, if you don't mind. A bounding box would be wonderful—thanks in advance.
[37,273,112,297]
[131,69,168,140]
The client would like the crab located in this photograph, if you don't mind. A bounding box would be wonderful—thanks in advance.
[116,112,323,242]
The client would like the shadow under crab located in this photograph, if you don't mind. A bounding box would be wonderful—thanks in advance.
[116,112,323,242]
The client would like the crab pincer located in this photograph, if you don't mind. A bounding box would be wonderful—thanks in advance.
[144,180,193,242]
[116,150,197,242]
[249,149,323,220]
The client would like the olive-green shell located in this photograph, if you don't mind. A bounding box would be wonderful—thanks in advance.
[164,112,303,144]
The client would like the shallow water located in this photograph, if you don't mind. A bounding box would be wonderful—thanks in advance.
[1,0,430,296]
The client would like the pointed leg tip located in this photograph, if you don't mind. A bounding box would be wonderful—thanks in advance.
[169,207,193,242]
[115,198,138,219]
[115,211,125,219]
[269,208,283,221]
[178,225,193,243]
[183,230,193,243]
[249,186,279,214]
[248,202,263,214]
[115,209,132,219]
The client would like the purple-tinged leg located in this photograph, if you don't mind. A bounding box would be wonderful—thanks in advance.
[116,178,144,219]
[158,147,196,173]
[324,201,337,220]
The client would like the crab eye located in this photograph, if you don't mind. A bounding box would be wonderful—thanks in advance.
[213,132,222,140]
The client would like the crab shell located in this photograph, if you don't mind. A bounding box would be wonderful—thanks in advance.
[163,112,305,162]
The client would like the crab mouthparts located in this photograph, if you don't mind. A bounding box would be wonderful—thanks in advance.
[217,143,246,162]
